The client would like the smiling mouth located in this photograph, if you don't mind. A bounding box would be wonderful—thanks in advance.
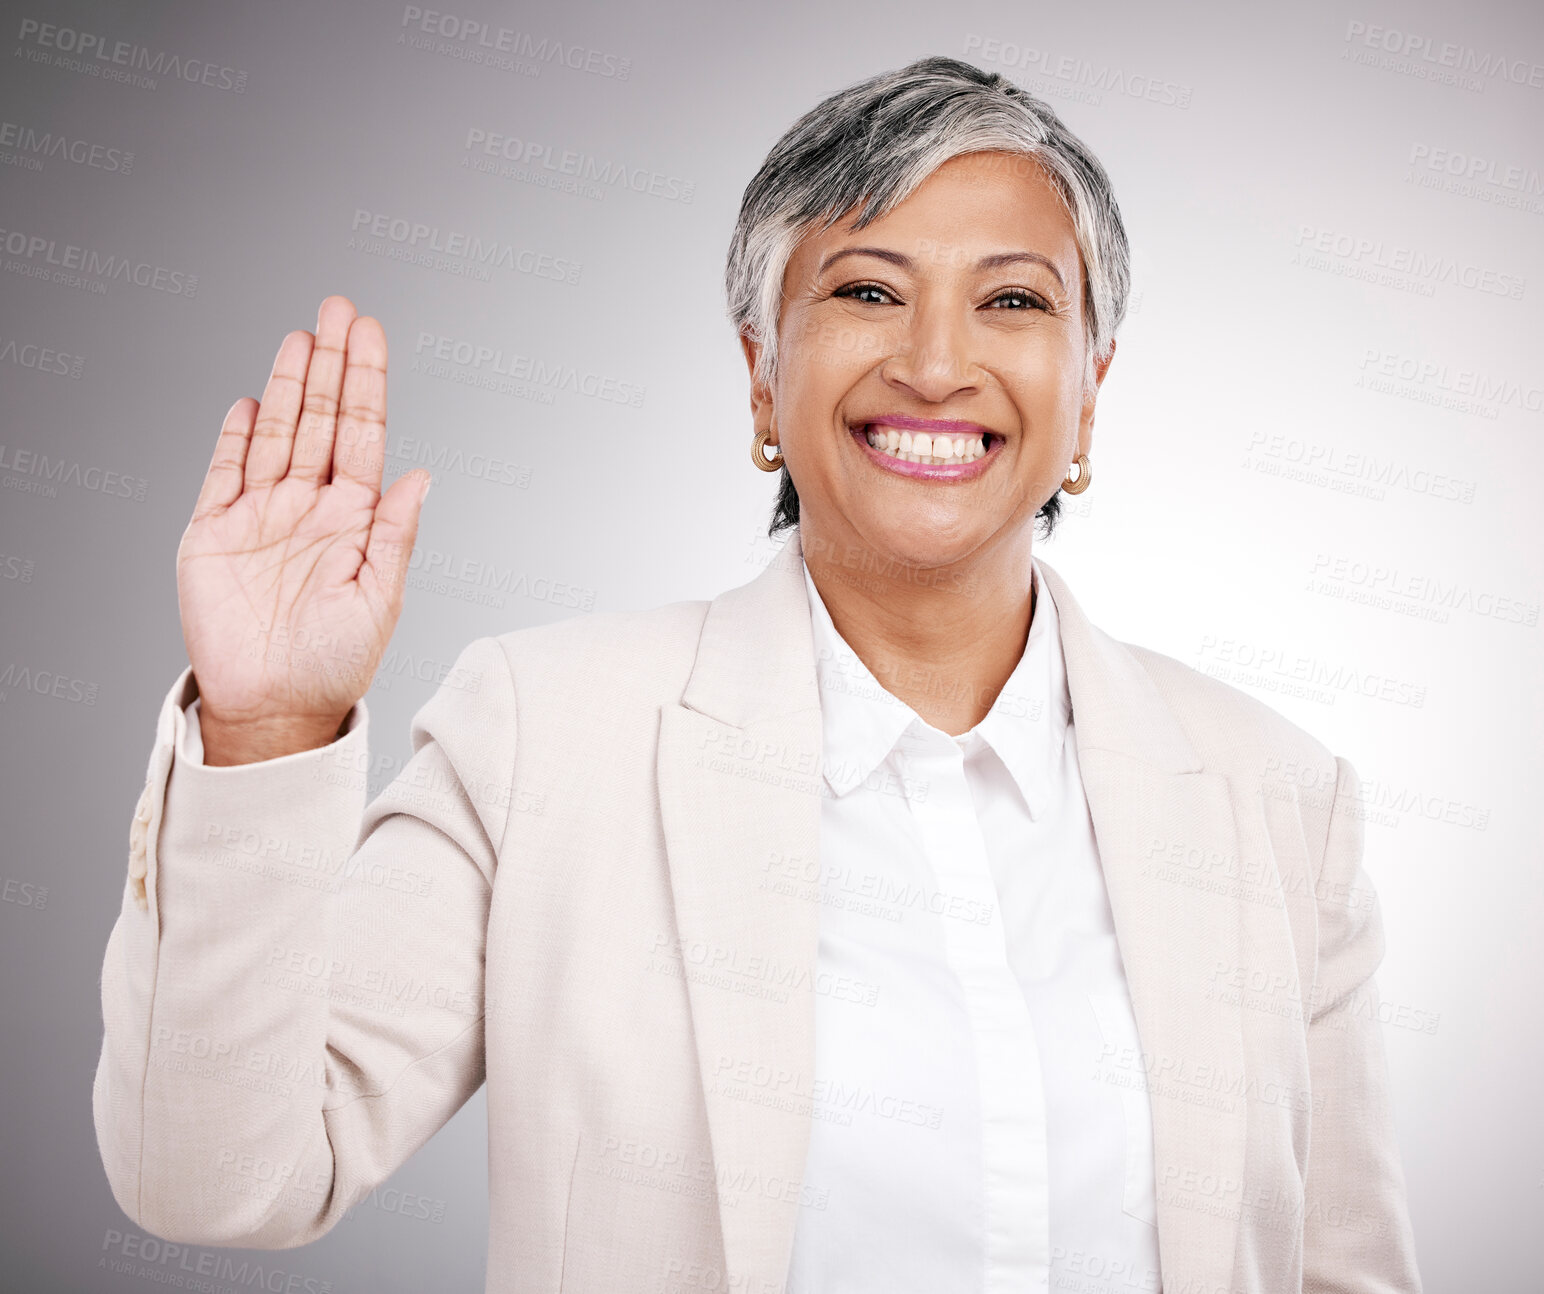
[853,423,997,466]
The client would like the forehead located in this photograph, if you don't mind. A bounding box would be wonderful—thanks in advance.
[788,150,1081,281]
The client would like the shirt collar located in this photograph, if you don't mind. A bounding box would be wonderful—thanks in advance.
[801,555,1072,818]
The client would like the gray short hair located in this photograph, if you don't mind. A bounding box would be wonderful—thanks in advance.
[725,54,1131,536]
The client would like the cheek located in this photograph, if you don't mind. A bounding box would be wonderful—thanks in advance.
[796,308,895,375]
[779,366,860,438]
[1003,339,1086,414]
[787,314,875,372]
[785,308,889,391]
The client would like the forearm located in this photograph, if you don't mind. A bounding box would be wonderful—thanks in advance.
[94,637,512,1249]
[94,669,370,1247]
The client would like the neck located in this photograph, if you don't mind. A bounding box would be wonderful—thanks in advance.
[799,520,1037,738]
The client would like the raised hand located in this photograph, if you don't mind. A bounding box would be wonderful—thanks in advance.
[176,296,430,765]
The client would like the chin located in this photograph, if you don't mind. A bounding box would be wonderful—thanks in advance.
[859,516,988,568]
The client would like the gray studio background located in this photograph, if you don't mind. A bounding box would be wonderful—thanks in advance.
[1,0,1539,1288]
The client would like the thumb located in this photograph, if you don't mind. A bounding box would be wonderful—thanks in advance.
[362,471,431,606]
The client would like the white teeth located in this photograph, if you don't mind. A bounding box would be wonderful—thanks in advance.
[861,425,989,467]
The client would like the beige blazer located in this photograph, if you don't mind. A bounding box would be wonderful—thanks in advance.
[95,526,1422,1293]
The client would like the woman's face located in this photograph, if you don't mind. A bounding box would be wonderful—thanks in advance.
[744,149,1113,572]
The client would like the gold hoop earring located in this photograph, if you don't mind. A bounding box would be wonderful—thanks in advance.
[752,427,783,472]
[1062,453,1092,494]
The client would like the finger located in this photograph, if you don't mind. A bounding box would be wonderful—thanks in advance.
[191,397,258,520]
[359,470,430,611]
[288,295,357,484]
[331,314,388,495]
[244,329,315,487]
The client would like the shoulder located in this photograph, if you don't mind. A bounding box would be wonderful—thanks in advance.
[488,596,713,707]
[1119,637,1341,788]
[1116,637,1352,867]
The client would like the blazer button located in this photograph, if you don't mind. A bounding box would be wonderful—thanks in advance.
[128,796,149,913]
[128,836,148,913]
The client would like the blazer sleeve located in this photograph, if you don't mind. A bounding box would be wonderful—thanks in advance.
[1300,755,1423,1293]
[93,634,516,1249]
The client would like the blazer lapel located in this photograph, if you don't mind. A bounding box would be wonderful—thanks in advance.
[657,532,1248,1294]
[656,528,824,1290]
[1036,558,1248,1292]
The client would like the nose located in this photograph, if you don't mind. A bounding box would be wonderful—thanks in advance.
[879,300,983,404]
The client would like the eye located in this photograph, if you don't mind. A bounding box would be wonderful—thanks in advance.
[832,280,898,306]
[986,287,1051,311]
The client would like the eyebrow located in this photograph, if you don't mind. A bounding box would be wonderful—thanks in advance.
[817,245,1067,290]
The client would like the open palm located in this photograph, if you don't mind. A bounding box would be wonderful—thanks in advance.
[177,297,429,748]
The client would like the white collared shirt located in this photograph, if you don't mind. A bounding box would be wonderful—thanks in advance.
[784,555,1164,1294]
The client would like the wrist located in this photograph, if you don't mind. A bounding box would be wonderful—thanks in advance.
[197,707,352,767]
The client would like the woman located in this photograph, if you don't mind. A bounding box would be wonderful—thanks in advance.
[95,56,1422,1293]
